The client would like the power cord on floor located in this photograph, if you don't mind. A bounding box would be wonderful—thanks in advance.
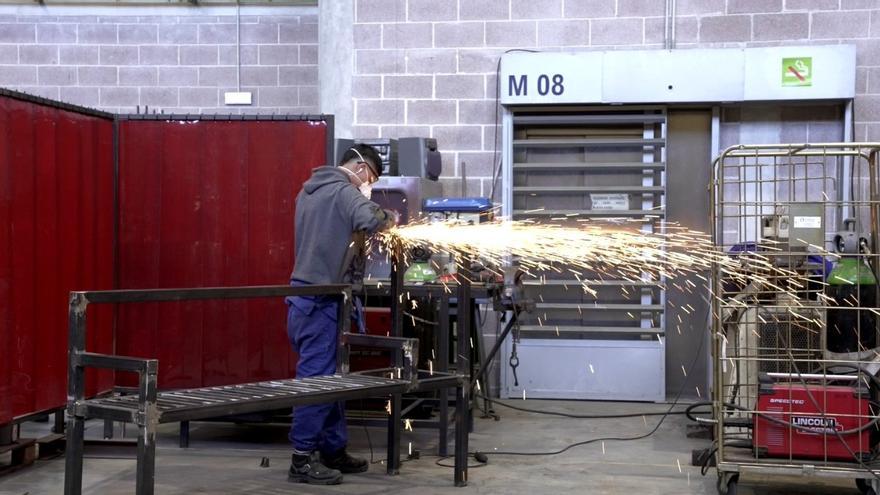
[474,393,691,419]
[466,308,708,459]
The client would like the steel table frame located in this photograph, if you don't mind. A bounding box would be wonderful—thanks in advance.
[63,281,471,495]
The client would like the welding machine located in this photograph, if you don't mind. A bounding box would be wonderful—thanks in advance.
[753,374,873,461]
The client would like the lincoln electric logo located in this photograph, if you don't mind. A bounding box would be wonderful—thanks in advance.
[791,415,841,433]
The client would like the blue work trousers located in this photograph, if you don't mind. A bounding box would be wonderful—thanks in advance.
[286,291,346,454]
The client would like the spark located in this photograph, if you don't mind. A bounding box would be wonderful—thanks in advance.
[404,419,413,432]
[522,389,526,401]
[378,219,823,319]
[601,441,605,455]
[589,364,595,374]
[676,458,682,473]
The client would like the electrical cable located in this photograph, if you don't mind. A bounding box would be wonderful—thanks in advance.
[784,347,880,482]
[434,455,490,469]
[474,392,690,419]
[358,398,378,465]
[471,306,708,458]
[488,49,541,202]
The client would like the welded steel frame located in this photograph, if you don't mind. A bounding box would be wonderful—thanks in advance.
[64,282,471,494]
[378,256,472,483]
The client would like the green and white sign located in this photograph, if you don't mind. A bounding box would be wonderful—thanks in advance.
[782,57,812,87]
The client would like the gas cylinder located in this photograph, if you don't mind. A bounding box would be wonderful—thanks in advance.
[826,257,878,354]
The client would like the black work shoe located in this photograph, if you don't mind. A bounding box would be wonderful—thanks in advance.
[321,449,369,474]
[288,452,343,485]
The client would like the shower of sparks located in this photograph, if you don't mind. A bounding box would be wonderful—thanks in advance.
[379,218,820,311]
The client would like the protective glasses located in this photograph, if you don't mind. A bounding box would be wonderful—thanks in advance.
[349,148,379,184]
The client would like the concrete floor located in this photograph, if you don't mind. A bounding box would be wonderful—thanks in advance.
[0,399,868,495]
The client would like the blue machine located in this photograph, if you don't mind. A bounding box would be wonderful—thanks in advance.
[423,197,494,224]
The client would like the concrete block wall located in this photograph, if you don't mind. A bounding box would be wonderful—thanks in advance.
[0,6,318,114]
[347,0,880,199]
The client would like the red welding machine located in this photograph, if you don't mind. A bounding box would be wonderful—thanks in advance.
[754,381,873,461]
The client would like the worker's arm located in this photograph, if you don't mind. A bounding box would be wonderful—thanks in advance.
[340,184,396,234]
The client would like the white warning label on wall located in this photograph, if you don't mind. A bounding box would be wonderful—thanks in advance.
[591,194,629,211]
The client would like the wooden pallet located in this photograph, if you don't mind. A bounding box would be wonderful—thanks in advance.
[0,439,37,476]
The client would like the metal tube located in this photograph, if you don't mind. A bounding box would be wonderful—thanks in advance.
[53,409,65,434]
[470,314,516,390]
[439,292,450,457]
[179,421,190,448]
[63,417,85,495]
[454,274,472,487]
[64,292,88,495]
[387,254,403,475]
[236,1,241,92]
[76,284,349,304]
[135,364,158,495]
[336,287,352,375]
[386,393,402,475]
[843,100,855,221]
[664,0,671,50]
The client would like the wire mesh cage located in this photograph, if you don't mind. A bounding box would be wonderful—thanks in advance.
[711,143,880,495]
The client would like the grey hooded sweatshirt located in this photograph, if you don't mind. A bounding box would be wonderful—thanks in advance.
[290,166,391,285]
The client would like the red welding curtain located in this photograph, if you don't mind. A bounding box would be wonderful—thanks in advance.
[0,94,115,422]
[115,119,326,389]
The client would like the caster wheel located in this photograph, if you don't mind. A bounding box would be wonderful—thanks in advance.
[727,478,738,495]
[717,473,739,495]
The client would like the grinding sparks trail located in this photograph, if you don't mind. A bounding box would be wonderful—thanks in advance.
[378,219,809,306]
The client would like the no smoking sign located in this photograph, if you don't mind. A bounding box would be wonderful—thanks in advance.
[782,57,812,87]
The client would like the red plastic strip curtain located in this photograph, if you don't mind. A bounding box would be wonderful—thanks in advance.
[0,95,115,422]
[116,119,327,389]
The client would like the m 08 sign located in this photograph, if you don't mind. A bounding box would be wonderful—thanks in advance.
[499,51,603,104]
[508,74,565,97]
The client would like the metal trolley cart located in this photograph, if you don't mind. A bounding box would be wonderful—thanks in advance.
[711,143,880,494]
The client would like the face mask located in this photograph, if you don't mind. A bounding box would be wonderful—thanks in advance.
[341,166,373,199]
[359,182,372,200]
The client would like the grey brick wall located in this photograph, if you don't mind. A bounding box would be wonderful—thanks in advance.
[348,0,880,198]
[0,6,318,114]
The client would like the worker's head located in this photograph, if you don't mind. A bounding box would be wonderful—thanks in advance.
[339,144,382,188]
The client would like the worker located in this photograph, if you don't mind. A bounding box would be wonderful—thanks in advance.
[285,143,396,485]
